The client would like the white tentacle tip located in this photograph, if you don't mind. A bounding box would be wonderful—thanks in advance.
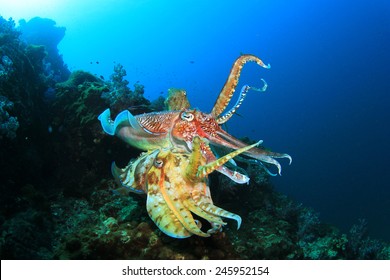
[256,140,263,146]
[235,216,242,230]
[285,154,292,165]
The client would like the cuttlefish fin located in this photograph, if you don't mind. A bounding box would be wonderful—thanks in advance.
[111,162,144,194]
[98,108,172,150]
[98,108,144,135]
[111,150,158,194]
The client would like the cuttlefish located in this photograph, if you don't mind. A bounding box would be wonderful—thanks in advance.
[99,54,291,181]
[112,136,260,238]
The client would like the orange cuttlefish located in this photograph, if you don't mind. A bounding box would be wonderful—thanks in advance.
[99,55,291,181]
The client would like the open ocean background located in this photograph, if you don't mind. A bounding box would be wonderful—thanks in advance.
[2,0,389,241]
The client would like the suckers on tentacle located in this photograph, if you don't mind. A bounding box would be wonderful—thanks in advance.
[211,54,270,118]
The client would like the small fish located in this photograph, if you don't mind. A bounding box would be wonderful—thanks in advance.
[127,104,149,111]
[234,112,244,118]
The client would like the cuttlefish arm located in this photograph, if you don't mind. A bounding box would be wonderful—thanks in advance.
[199,139,253,184]
[171,109,290,177]
[196,138,262,179]
[213,128,292,176]
[183,134,251,184]
[185,137,261,229]
[216,79,268,124]
[147,150,210,237]
[211,54,270,118]
[181,186,227,228]
[146,180,193,238]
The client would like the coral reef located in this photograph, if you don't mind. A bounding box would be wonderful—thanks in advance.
[0,95,19,139]
[346,219,390,259]
[0,16,51,138]
[18,17,70,82]
[54,70,107,125]
[101,63,150,114]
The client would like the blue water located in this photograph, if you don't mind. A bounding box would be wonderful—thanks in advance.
[3,0,389,241]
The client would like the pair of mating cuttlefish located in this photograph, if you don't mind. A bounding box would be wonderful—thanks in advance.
[98,54,291,238]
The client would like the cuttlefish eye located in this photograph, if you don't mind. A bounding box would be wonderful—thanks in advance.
[181,112,194,121]
[154,159,163,168]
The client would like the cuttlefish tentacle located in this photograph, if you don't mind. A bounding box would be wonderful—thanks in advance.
[216,79,268,124]
[184,135,250,184]
[196,183,241,230]
[233,156,281,177]
[159,188,210,237]
[185,136,204,183]
[191,186,242,230]
[155,152,210,237]
[185,136,255,229]
[197,200,242,230]
[146,178,192,238]
[211,54,270,118]
[171,110,291,176]
[217,165,250,184]
[202,186,224,234]
[214,129,292,175]
[197,140,263,178]
[202,138,254,183]
[200,140,251,184]
[182,197,226,226]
